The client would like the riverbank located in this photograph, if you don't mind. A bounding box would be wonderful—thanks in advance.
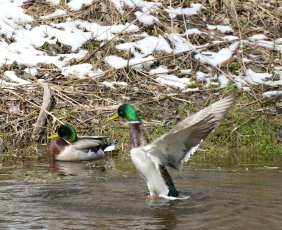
[0,0,281,166]
[1,86,281,166]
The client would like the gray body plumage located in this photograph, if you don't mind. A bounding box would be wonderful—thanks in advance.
[50,136,114,161]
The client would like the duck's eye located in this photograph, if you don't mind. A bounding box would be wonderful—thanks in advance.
[118,105,126,117]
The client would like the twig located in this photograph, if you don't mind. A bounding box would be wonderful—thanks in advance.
[32,84,53,141]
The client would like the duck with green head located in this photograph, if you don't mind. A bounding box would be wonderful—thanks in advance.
[111,96,235,198]
[49,123,114,161]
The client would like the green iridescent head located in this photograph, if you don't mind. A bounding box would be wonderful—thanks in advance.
[114,104,140,122]
[49,123,78,143]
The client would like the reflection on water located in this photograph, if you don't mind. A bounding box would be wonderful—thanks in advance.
[0,160,282,229]
[49,160,116,176]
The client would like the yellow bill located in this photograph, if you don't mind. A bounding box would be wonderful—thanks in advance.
[48,132,59,139]
[109,113,120,120]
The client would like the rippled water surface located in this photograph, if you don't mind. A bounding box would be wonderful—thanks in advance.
[0,159,281,229]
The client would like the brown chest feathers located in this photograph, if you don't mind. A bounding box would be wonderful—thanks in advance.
[129,122,149,148]
[49,138,68,159]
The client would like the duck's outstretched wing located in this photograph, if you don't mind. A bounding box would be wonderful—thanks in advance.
[147,96,235,170]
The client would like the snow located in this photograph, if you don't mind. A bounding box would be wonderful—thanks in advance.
[67,0,94,11]
[1,37,89,68]
[245,69,282,86]
[46,0,60,4]
[124,0,162,11]
[167,34,196,54]
[195,72,217,87]
[244,39,282,52]
[0,80,20,88]
[263,91,282,97]
[0,0,141,81]
[218,75,229,88]
[0,35,89,69]
[195,72,206,81]
[0,0,281,96]
[207,25,233,34]
[105,55,155,69]
[223,35,239,41]
[165,4,202,18]
[100,81,128,89]
[116,35,172,57]
[134,11,159,25]
[61,64,102,78]
[156,74,191,90]
[149,66,168,75]
[0,3,33,37]
[234,75,250,91]
[40,10,67,20]
[150,66,193,90]
[52,21,139,45]
[195,42,239,66]
[4,71,31,85]
[111,0,162,13]
[275,38,282,44]
[182,87,199,92]
[245,69,272,85]
[253,40,282,52]
[109,23,140,34]
[24,24,88,51]
[248,34,268,41]
[110,0,124,14]
[180,69,192,75]
[0,3,32,23]
[182,28,202,36]
[104,55,128,69]
[242,58,251,63]
[24,67,38,76]
[232,68,282,90]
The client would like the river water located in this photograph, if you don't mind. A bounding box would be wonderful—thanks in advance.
[0,159,281,229]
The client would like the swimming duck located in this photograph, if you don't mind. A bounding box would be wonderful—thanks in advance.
[111,96,235,198]
[49,123,114,161]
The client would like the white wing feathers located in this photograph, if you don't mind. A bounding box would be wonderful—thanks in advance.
[147,96,235,170]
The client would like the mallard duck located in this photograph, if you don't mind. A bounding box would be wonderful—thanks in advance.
[111,96,235,198]
[49,123,115,161]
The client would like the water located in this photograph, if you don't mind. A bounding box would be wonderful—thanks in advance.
[0,159,281,229]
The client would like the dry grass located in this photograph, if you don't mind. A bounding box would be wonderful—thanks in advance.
[0,0,281,164]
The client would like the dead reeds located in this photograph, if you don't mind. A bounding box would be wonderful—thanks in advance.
[0,0,281,162]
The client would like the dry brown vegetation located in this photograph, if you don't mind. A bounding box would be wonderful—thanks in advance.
[0,0,281,165]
